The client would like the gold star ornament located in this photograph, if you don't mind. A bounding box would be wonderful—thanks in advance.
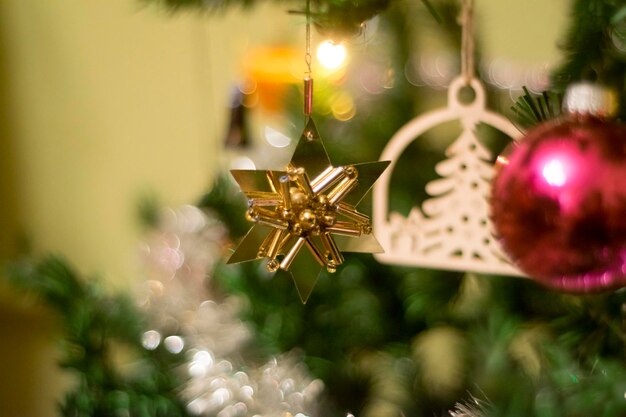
[227,118,390,303]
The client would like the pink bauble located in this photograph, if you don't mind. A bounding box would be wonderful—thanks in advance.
[491,114,626,292]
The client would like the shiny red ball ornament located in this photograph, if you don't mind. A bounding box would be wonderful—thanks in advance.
[491,83,626,292]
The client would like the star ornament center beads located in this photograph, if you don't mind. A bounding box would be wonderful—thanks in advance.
[227,119,390,303]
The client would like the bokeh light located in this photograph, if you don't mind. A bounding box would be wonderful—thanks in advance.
[141,330,162,350]
[317,40,347,70]
[264,125,291,148]
[164,335,185,354]
[230,156,256,170]
[330,91,356,121]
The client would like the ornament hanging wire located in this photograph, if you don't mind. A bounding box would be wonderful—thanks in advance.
[460,0,475,84]
[305,0,312,76]
[304,0,314,117]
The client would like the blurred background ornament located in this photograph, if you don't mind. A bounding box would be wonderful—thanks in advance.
[242,47,302,114]
[490,82,626,292]
[223,88,253,150]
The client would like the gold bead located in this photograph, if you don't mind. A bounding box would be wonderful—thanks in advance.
[291,223,303,236]
[266,259,280,272]
[322,213,336,226]
[281,209,294,221]
[298,209,317,230]
[326,260,337,273]
[290,187,308,207]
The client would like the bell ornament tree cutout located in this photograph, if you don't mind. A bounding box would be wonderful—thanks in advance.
[373,76,525,276]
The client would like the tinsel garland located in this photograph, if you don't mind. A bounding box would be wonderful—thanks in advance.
[138,204,324,416]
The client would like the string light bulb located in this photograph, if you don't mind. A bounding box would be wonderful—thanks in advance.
[317,40,347,70]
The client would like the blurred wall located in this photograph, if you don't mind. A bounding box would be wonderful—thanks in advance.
[479,0,568,64]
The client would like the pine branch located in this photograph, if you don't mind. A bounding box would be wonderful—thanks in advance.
[197,174,250,238]
[510,87,562,129]
[551,0,626,93]
[4,257,190,417]
[141,0,443,36]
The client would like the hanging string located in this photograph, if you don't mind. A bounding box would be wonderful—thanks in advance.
[303,0,314,117]
[460,0,475,83]
[305,0,312,78]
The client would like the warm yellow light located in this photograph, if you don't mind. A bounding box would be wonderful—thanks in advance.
[330,91,356,121]
[317,40,347,70]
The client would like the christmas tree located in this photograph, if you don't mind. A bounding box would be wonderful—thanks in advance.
[4,0,626,416]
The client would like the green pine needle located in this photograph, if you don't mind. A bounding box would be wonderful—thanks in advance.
[4,256,190,417]
[510,87,562,129]
[421,0,442,24]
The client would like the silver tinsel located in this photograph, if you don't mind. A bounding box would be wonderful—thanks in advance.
[137,205,323,417]
[448,397,485,417]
